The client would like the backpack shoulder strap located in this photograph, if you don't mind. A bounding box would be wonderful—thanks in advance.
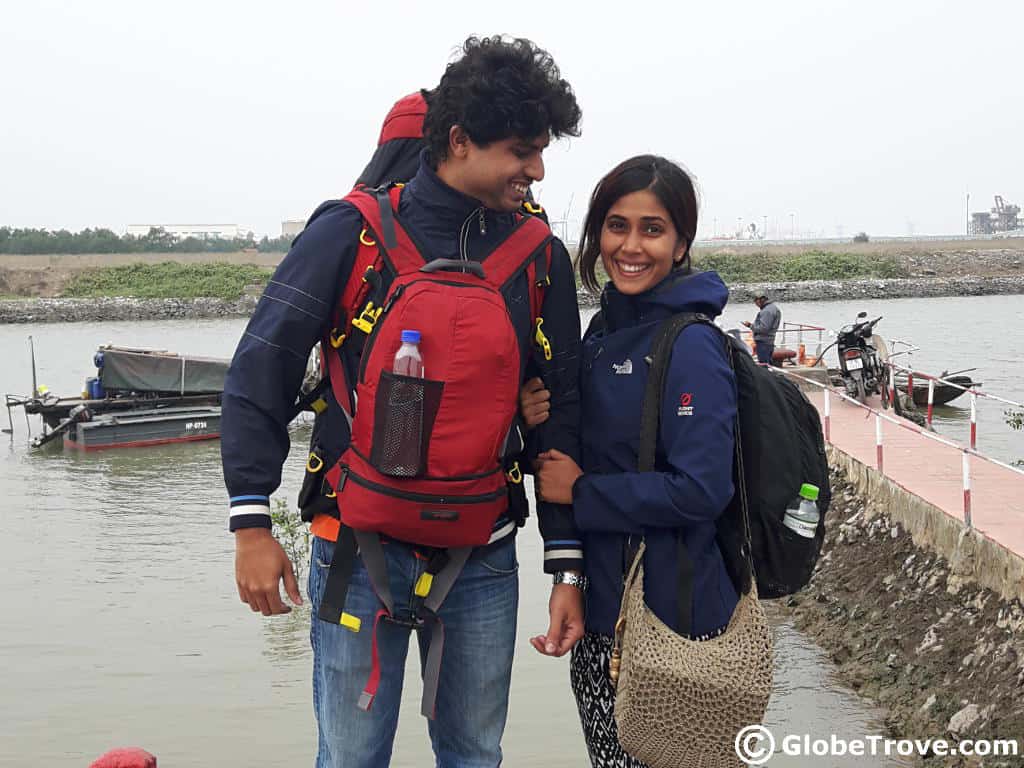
[342,186,424,275]
[488,215,552,292]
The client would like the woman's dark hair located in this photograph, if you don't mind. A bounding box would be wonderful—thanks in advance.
[577,155,699,293]
[423,36,582,162]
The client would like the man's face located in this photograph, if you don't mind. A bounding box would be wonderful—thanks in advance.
[450,131,549,212]
[755,297,766,309]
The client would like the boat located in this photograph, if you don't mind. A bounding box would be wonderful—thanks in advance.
[893,373,978,407]
[6,344,228,451]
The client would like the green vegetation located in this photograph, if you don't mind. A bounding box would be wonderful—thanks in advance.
[1007,409,1024,467]
[690,249,907,284]
[271,497,311,584]
[63,262,271,300]
[0,226,291,254]
[574,249,908,289]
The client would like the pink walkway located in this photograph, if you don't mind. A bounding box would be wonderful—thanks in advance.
[804,387,1024,559]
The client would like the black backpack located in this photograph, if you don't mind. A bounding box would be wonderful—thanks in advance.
[641,312,831,599]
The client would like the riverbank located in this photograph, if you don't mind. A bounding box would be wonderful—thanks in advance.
[777,465,1024,767]
[4,274,1024,323]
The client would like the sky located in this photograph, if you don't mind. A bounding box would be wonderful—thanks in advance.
[1,0,1021,241]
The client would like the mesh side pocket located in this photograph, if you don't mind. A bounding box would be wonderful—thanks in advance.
[370,372,444,477]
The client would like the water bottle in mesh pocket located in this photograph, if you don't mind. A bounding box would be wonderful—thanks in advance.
[371,372,444,477]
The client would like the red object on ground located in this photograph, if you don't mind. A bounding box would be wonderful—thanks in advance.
[772,347,798,363]
[89,747,157,768]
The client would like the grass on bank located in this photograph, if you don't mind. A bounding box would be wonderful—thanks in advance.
[62,262,272,300]
[691,249,908,284]
[55,251,907,301]
[579,250,908,289]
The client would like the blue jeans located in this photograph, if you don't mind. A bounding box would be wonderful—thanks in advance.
[309,535,519,768]
[755,340,775,366]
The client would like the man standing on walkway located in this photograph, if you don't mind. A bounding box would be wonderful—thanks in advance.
[744,289,782,365]
[221,36,585,768]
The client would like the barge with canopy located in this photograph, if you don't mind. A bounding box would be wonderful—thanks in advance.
[5,343,227,450]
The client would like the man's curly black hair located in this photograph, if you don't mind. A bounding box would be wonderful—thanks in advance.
[423,36,582,163]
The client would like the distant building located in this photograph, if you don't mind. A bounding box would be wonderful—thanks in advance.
[281,219,306,238]
[125,224,253,240]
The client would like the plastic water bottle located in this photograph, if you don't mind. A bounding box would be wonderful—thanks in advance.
[393,329,424,377]
[783,483,820,538]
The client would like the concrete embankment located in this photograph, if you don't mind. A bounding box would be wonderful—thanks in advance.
[778,461,1024,766]
[4,274,1022,324]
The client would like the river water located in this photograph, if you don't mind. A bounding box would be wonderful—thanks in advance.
[6,294,1012,766]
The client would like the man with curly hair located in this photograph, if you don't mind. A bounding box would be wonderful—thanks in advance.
[222,36,585,767]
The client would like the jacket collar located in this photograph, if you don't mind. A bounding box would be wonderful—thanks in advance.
[601,269,730,333]
[403,151,516,233]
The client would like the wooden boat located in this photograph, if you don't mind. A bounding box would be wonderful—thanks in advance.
[894,374,977,407]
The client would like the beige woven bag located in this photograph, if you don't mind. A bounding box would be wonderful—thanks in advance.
[610,541,773,768]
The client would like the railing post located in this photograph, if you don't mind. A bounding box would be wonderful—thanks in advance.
[875,414,884,473]
[962,451,972,527]
[927,379,935,426]
[970,392,978,449]
[889,365,896,401]
[907,371,914,398]
[823,388,831,443]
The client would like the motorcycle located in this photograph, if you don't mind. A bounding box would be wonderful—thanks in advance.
[836,311,884,404]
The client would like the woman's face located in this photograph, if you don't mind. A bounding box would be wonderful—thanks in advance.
[599,189,687,295]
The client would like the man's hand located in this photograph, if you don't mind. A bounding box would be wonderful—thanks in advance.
[530,582,585,657]
[742,320,752,328]
[534,448,583,505]
[519,377,551,429]
[235,528,303,616]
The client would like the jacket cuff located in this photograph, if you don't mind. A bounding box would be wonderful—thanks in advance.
[228,495,272,532]
[542,539,584,574]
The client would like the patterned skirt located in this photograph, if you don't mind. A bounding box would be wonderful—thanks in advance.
[569,632,649,768]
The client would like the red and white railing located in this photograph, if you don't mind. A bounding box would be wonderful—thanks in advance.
[778,368,1024,528]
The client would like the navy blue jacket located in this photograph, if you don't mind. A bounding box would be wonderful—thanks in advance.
[221,154,584,572]
[573,270,740,636]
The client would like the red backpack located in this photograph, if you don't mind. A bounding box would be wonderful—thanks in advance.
[322,186,552,547]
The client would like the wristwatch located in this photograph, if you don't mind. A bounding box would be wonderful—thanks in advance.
[553,570,588,591]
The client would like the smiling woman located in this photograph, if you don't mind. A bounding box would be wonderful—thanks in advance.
[576,155,698,294]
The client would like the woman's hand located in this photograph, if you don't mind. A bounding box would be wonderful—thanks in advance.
[519,377,551,429]
[534,448,582,505]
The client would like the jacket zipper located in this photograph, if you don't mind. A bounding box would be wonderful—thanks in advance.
[340,467,508,504]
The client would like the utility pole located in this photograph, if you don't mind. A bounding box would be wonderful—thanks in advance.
[790,213,795,238]
[763,215,768,240]
[966,192,970,236]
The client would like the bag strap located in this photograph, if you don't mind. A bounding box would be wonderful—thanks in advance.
[634,312,757,635]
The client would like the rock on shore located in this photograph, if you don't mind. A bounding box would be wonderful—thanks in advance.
[578,275,1024,307]
[0,296,258,324]
[777,466,1024,767]
[3,274,1024,323]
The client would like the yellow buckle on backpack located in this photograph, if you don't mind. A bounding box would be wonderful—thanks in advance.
[506,461,522,484]
[339,612,361,632]
[534,318,552,361]
[352,302,383,334]
[415,572,434,598]
[523,201,544,215]
[329,327,347,349]
[306,452,324,473]
[359,228,377,247]
[311,397,328,414]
